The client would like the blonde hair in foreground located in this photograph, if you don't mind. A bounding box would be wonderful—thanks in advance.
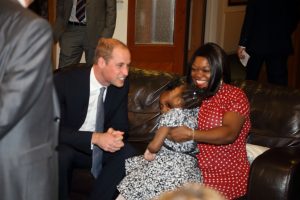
[155,183,226,200]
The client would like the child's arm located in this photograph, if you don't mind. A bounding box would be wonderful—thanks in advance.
[144,126,169,161]
[144,148,156,161]
[147,126,170,153]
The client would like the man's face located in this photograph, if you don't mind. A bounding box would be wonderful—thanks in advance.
[95,47,131,87]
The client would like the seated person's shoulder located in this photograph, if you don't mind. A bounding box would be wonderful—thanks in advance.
[54,64,91,76]
[222,83,248,99]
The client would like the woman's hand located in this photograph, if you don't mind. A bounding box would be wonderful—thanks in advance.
[168,126,192,142]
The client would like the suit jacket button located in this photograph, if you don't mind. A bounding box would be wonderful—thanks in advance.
[54,117,60,122]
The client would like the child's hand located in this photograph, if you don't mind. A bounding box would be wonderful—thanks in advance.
[144,149,156,161]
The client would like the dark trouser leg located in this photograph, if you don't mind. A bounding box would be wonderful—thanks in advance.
[265,54,288,86]
[84,46,95,67]
[89,142,137,200]
[58,144,91,200]
[245,53,264,81]
[58,25,86,68]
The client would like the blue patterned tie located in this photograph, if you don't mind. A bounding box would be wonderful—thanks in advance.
[76,0,86,22]
[91,87,106,178]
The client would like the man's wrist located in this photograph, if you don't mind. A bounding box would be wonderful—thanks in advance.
[91,132,100,144]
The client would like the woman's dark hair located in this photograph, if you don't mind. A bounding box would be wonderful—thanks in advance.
[186,42,231,97]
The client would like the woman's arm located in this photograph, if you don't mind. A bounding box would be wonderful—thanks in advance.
[169,111,245,145]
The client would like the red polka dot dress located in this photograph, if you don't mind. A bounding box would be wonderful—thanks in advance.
[196,83,251,200]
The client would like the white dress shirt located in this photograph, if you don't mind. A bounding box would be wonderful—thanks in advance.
[69,0,87,23]
[79,67,106,132]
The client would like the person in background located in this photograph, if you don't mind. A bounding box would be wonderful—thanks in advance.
[117,78,201,200]
[54,38,136,200]
[237,0,300,86]
[169,42,251,200]
[157,183,226,200]
[53,0,116,68]
[0,0,60,199]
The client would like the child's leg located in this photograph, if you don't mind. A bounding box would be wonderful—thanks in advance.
[115,194,126,200]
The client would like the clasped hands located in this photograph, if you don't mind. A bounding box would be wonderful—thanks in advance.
[92,128,124,152]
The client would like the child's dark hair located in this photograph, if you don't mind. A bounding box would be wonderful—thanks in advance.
[164,77,202,109]
[165,77,185,91]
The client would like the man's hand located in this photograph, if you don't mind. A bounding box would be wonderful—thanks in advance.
[92,128,124,152]
[237,46,246,59]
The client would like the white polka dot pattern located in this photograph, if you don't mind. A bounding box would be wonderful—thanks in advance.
[196,83,251,200]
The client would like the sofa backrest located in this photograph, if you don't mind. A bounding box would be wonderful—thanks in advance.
[128,67,300,149]
[232,80,300,148]
[127,67,179,143]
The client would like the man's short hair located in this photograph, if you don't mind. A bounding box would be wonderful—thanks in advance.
[93,38,128,64]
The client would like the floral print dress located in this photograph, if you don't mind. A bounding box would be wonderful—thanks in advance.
[117,108,201,200]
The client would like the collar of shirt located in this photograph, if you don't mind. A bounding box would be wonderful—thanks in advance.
[90,67,107,99]
[69,0,87,23]
[79,68,106,132]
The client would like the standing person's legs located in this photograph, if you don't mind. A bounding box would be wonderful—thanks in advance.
[85,47,96,67]
[245,53,264,81]
[89,142,137,200]
[84,40,95,67]
[58,25,86,68]
[265,54,288,86]
[58,144,91,200]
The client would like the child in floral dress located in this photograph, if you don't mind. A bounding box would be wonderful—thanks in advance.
[116,79,202,200]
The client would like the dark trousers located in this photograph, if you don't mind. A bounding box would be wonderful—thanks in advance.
[58,25,94,68]
[246,53,288,86]
[58,142,137,200]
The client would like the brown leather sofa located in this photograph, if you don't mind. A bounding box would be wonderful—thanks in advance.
[64,66,300,200]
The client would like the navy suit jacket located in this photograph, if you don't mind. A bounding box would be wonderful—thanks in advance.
[238,0,299,55]
[54,65,129,154]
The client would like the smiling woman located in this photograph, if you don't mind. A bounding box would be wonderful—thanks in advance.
[168,42,251,200]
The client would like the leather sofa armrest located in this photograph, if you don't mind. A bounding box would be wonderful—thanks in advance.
[247,147,300,200]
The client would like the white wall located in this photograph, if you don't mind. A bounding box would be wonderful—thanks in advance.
[55,0,128,68]
[55,0,246,67]
[205,0,246,54]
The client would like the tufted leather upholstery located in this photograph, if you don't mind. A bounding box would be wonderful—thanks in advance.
[231,80,300,200]
[62,66,300,200]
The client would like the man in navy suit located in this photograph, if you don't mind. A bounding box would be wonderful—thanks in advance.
[54,38,135,200]
[237,0,299,86]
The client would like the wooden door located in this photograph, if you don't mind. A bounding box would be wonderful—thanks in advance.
[127,0,190,75]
